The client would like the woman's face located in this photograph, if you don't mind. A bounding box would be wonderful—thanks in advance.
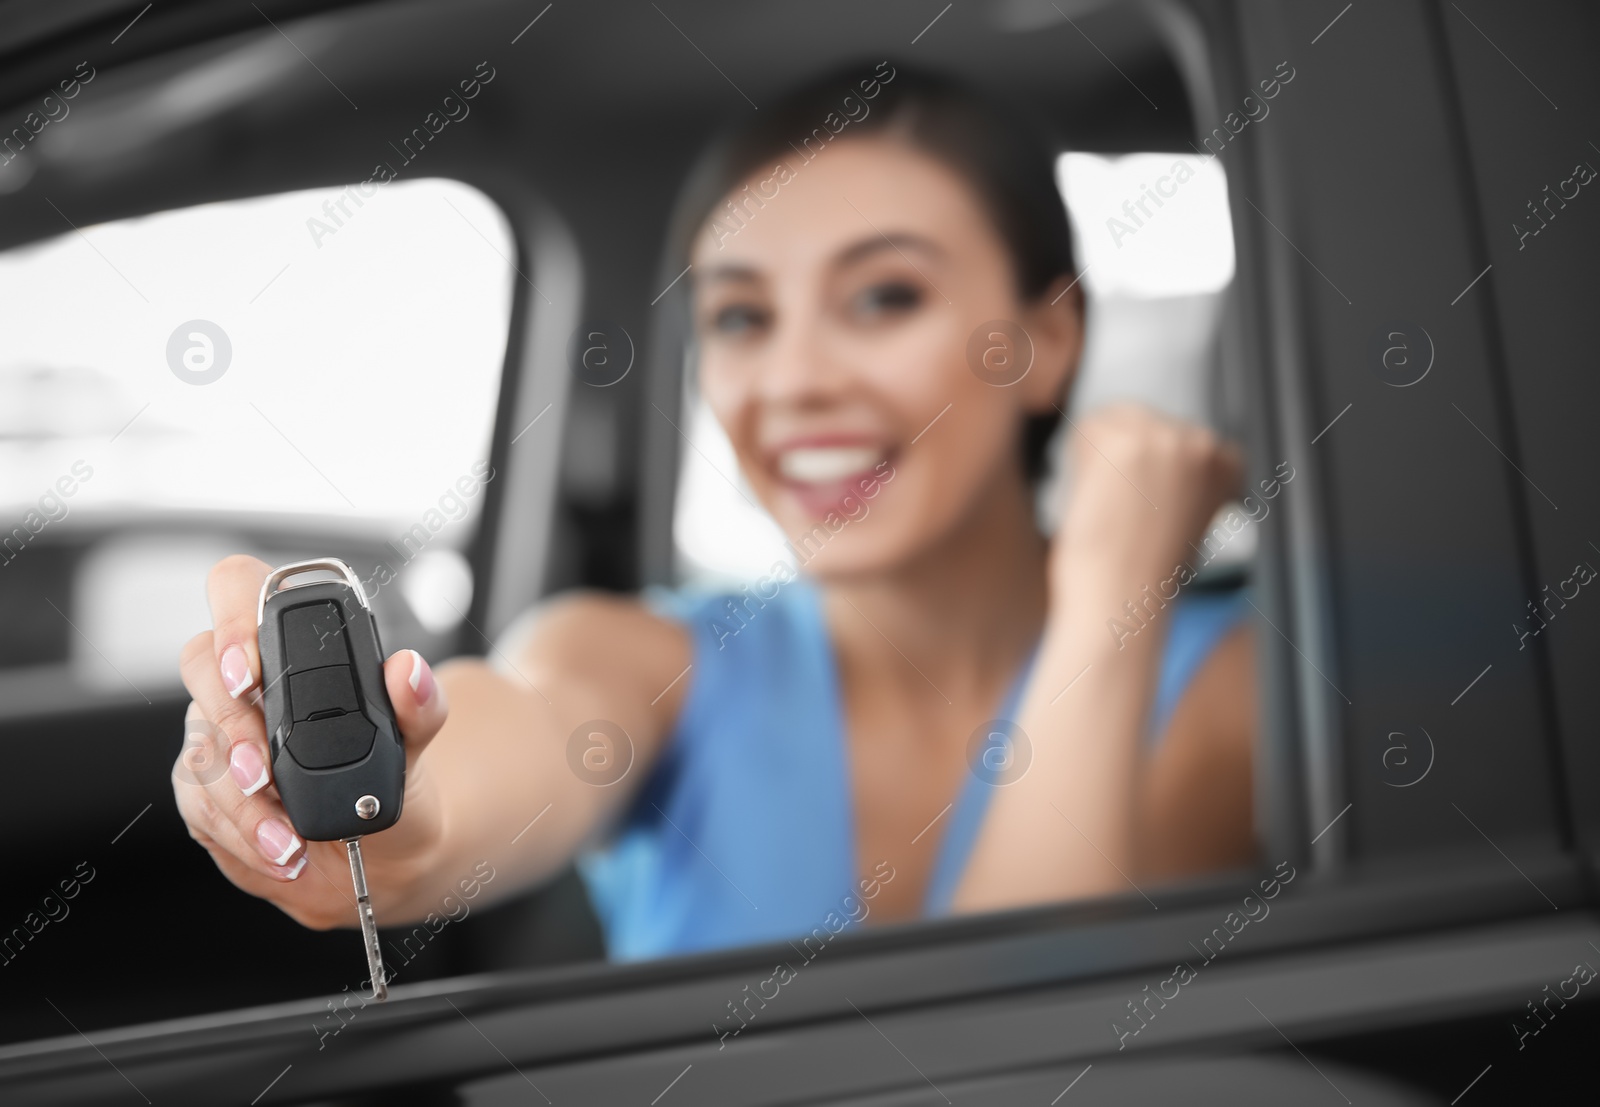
[690,135,1081,577]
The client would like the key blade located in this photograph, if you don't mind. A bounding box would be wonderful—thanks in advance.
[346,839,389,1002]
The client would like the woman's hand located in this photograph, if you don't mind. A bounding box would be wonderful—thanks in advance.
[1050,403,1243,613]
[171,555,450,930]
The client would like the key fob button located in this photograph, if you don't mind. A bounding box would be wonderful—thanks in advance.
[288,665,361,720]
[281,601,350,670]
[286,712,377,769]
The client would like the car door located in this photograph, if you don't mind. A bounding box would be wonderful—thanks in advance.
[0,1,1595,1104]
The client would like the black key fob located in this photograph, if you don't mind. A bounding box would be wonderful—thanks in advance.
[257,558,404,841]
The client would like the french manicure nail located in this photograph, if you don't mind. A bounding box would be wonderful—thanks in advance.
[257,819,302,867]
[230,742,270,797]
[221,645,254,699]
[408,649,435,705]
[277,856,307,881]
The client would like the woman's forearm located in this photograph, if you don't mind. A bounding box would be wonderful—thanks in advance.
[952,406,1243,914]
[375,658,590,923]
[951,572,1170,913]
[379,597,687,925]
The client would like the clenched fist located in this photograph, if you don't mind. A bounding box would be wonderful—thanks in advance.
[1051,403,1244,611]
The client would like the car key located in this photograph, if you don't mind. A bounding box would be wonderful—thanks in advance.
[257,557,405,1001]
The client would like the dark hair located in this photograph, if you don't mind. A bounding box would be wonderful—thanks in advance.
[668,61,1079,481]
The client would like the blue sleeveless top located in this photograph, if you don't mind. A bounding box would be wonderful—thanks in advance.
[578,577,1248,961]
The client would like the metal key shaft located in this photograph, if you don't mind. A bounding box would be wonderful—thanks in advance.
[345,838,389,1001]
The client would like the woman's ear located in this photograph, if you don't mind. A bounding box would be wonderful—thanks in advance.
[1017,274,1085,414]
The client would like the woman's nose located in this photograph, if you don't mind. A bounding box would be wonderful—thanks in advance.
[757,315,847,407]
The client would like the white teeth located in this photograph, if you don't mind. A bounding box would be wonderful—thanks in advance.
[777,446,883,483]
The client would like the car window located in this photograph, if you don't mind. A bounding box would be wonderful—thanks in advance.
[0,178,513,699]
[0,0,1303,1057]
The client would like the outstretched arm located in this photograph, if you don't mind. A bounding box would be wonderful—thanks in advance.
[173,555,691,930]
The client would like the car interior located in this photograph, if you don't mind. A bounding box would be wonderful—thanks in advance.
[0,0,1597,1103]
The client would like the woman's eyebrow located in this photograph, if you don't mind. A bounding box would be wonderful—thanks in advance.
[695,263,763,287]
[835,232,946,269]
[693,232,944,287]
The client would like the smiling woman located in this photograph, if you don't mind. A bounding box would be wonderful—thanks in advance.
[172,60,1255,975]
[578,64,1255,947]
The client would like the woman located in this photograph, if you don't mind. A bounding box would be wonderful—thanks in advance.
[174,64,1254,962]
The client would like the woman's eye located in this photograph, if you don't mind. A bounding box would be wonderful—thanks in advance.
[853,281,922,318]
[709,303,768,336]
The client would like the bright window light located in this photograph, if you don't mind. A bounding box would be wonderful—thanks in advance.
[0,178,513,531]
[674,394,795,585]
[1057,151,1235,298]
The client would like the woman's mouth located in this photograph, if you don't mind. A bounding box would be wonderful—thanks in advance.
[777,445,883,483]
[773,443,892,519]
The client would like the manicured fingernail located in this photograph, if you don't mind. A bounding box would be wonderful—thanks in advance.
[221,645,254,699]
[407,649,435,705]
[256,819,302,867]
[276,856,307,881]
[230,742,270,797]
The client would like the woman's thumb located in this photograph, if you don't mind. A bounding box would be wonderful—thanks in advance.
[384,649,448,756]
